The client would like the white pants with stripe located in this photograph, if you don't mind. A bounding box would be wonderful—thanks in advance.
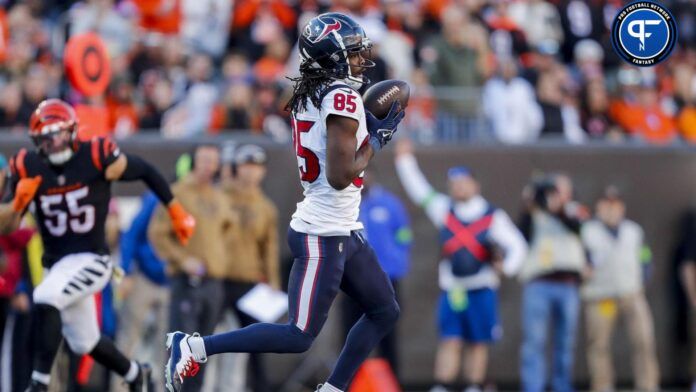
[33,253,112,354]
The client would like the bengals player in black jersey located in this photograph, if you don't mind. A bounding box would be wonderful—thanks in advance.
[0,99,196,392]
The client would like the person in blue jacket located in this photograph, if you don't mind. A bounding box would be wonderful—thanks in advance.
[340,168,412,378]
[120,192,169,285]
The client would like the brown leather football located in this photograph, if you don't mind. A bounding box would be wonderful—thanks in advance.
[362,80,410,119]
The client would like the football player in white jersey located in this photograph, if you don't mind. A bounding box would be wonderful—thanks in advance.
[164,12,405,392]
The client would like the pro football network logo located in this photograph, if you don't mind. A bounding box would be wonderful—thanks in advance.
[304,17,342,44]
[611,1,677,67]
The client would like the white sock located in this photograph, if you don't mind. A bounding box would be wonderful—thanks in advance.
[188,335,207,362]
[31,371,50,385]
[124,361,139,383]
[319,383,343,392]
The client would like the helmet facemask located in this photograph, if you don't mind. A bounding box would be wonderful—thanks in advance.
[32,122,77,165]
[340,35,374,89]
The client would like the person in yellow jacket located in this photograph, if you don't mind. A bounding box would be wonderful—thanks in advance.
[218,144,279,392]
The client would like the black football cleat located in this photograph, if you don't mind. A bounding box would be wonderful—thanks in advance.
[24,380,48,392]
[129,363,153,392]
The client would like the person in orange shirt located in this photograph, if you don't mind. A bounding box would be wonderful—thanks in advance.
[609,70,677,145]
[106,79,139,138]
[678,106,696,143]
[132,0,181,34]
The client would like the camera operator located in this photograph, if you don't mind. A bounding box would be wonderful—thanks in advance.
[518,173,589,392]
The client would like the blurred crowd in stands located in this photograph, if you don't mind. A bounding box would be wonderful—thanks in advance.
[0,0,695,144]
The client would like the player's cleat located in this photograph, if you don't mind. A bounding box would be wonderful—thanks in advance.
[24,380,48,392]
[165,331,204,392]
[129,363,153,392]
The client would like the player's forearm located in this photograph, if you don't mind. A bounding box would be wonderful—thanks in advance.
[353,141,374,176]
[117,154,175,206]
[0,204,21,235]
[395,153,436,206]
[327,137,374,190]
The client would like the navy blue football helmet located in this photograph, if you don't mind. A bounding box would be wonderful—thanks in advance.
[299,12,373,88]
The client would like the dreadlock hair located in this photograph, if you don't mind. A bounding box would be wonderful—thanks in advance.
[286,66,336,114]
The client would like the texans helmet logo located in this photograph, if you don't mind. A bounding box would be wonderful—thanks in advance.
[305,18,342,44]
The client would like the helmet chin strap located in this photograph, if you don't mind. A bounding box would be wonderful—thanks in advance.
[343,76,365,90]
[344,60,366,89]
[48,149,74,165]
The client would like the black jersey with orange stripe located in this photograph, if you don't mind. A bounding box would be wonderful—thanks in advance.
[9,137,121,266]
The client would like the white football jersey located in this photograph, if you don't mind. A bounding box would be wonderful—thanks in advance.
[290,82,370,236]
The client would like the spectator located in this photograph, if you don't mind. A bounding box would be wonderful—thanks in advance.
[0,82,26,131]
[581,187,660,392]
[161,53,218,138]
[139,74,175,131]
[395,139,527,392]
[253,37,291,83]
[379,0,417,80]
[423,4,490,142]
[106,78,139,138]
[209,83,254,132]
[133,0,182,34]
[18,65,50,123]
[403,68,436,143]
[610,77,677,145]
[555,0,606,64]
[255,82,291,141]
[508,0,563,50]
[522,39,561,87]
[222,52,254,85]
[484,0,531,63]
[482,58,543,144]
[214,144,279,392]
[674,62,696,143]
[180,0,232,58]
[149,144,236,392]
[580,78,622,141]
[536,68,585,143]
[230,0,297,61]
[68,0,135,57]
[341,167,412,379]
[518,174,588,392]
[571,39,604,84]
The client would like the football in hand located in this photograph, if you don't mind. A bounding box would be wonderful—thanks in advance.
[362,80,410,119]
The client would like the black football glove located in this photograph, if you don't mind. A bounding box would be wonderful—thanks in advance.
[366,101,405,151]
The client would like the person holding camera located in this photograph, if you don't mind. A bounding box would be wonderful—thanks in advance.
[518,174,589,392]
[395,139,527,392]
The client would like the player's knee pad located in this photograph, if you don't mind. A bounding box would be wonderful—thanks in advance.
[367,300,400,327]
[64,331,100,354]
[33,283,62,309]
[285,324,315,353]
